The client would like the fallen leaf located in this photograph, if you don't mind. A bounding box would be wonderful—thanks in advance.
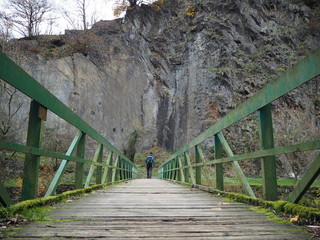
[290,215,299,223]
[211,207,222,210]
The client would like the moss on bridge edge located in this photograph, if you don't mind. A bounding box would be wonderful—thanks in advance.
[0,183,110,219]
[170,180,320,221]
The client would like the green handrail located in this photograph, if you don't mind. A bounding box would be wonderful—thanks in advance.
[158,48,320,203]
[0,53,137,206]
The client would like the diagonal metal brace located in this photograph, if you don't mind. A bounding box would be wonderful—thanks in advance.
[217,132,256,198]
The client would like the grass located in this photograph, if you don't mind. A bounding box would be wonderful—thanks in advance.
[224,177,320,187]
[0,184,109,220]
[134,146,172,178]
[250,206,291,224]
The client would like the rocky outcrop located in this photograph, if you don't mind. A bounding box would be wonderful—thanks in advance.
[6,0,320,158]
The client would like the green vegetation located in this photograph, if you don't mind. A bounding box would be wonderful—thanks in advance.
[134,146,172,178]
[0,184,108,219]
[208,67,233,73]
[250,206,291,224]
[224,177,320,187]
[223,193,320,221]
[122,130,139,163]
[171,181,320,222]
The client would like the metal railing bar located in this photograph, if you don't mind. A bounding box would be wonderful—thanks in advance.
[0,53,130,163]
[159,48,320,167]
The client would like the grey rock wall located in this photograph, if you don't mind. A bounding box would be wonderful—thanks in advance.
[8,0,319,155]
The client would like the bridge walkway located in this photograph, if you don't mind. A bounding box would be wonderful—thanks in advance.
[12,179,311,239]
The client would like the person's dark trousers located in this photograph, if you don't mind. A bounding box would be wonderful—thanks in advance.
[147,164,153,178]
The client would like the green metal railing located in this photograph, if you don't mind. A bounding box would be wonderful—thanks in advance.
[0,53,137,207]
[158,48,320,203]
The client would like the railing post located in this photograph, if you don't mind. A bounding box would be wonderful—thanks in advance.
[184,152,196,185]
[102,151,112,184]
[169,160,173,180]
[0,183,13,207]
[162,165,165,179]
[96,145,103,184]
[258,104,278,201]
[123,160,127,180]
[75,133,86,189]
[118,158,122,181]
[167,162,171,180]
[85,144,102,187]
[170,160,174,180]
[107,152,114,183]
[119,159,123,180]
[174,158,179,181]
[21,101,46,200]
[184,153,189,183]
[112,155,119,183]
[176,158,181,181]
[195,145,202,185]
[214,134,224,191]
[177,156,185,182]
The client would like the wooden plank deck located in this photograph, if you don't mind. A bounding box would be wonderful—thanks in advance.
[12,179,312,239]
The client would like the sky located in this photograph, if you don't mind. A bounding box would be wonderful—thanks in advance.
[52,0,119,34]
[0,0,157,37]
[0,0,121,37]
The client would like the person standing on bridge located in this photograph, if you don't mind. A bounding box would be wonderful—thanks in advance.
[146,152,155,179]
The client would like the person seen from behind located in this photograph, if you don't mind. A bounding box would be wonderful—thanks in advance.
[146,152,155,179]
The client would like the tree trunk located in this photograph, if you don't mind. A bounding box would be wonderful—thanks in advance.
[0,150,6,184]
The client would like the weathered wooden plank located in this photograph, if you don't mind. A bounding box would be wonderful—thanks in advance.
[11,179,311,240]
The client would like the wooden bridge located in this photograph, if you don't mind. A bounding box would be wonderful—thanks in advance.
[10,179,312,239]
[0,48,320,239]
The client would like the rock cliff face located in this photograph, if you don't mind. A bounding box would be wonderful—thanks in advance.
[14,0,320,153]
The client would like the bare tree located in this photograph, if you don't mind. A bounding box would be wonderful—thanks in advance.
[2,0,53,38]
[62,0,98,31]
[0,14,12,53]
[0,79,26,184]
